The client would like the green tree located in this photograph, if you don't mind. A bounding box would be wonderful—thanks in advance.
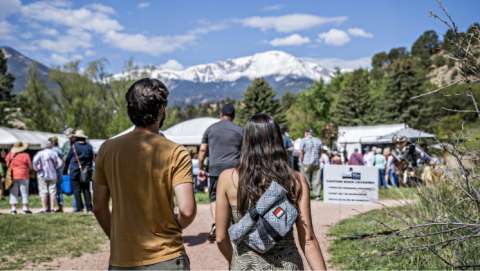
[381,58,430,128]
[0,49,15,125]
[286,81,332,138]
[238,78,285,125]
[17,64,60,132]
[331,69,373,126]
[411,30,441,67]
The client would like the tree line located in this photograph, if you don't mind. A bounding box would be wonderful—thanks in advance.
[0,23,478,140]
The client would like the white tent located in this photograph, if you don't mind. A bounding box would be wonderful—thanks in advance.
[337,124,435,156]
[112,117,221,146]
[0,126,105,152]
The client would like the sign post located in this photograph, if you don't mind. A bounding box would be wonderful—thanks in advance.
[323,165,379,204]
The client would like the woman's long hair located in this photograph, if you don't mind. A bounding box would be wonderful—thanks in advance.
[237,113,299,215]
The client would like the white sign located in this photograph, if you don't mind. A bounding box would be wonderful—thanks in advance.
[323,165,379,204]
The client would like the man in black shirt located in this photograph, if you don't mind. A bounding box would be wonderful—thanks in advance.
[198,104,243,242]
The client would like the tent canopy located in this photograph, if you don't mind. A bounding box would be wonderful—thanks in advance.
[337,124,406,144]
[377,127,435,142]
[113,117,221,146]
[0,126,105,152]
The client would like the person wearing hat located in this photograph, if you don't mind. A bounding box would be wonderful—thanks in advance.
[64,130,94,212]
[33,138,63,212]
[5,142,32,214]
[198,103,244,242]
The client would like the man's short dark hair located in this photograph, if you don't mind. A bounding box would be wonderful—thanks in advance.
[126,78,169,127]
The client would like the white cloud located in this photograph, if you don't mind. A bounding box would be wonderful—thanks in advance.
[306,56,372,71]
[318,28,350,46]
[21,1,123,34]
[43,28,59,36]
[138,2,150,9]
[240,14,347,33]
[348,28,373,38]
[37,28,92,53]
[104,31,195,55]
[50,53,69,64]
[159,59,184,70]
[14,1,225,56]
[0,0,21,19]
[85,50,96,57]
[262,5,283,12]
[0,20,12,37]
[270,34,310,47]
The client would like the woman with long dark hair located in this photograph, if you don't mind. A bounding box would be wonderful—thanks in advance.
[215,113,326,270]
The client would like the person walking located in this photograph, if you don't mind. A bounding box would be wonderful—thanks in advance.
[198,103,243,242]
[6,142,32,214]
[93,78,196,270]
[32,139,63,212]
[215,113,327,270]
[374,148,387,189]
[0,154,5,201]
[299,129,322,201]
[50,136,65,212]
[65,130,94,213]
[348,148,364,166]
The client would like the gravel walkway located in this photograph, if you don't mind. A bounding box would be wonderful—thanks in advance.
[19,200,404,270]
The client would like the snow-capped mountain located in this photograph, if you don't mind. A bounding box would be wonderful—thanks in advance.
[115,51,333,104]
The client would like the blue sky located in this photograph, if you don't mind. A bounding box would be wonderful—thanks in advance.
[0,0,479,72]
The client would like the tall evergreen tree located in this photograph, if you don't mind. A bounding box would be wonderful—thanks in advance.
[411,30,441,68]
[331,69,373,126]
[381,58,430,128]
[0,49,15,125]
[238,78,285,125]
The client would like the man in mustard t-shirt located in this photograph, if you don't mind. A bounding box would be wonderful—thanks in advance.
[93,78,196,270]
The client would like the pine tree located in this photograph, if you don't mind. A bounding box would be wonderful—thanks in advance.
[411,30,441,68]
[0,49,15,125]
[331,69,373,126]
[238,78,285,125]
[381,58,430,128]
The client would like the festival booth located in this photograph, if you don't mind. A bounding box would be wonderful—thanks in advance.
[113,117,220,146]
[336,124,435,157]
[0,126,105,153]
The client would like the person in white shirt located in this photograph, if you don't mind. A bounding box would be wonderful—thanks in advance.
[33,140,63,212]
[363,146,376,167]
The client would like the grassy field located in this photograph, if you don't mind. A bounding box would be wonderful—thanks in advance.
[0,192,211,209]
[328,205,448,270]
[0,213,106,270]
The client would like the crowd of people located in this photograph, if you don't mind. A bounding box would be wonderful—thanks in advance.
[0,76,442,271]
[0,129,95,214]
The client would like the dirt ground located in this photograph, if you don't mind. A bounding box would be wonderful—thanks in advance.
[18,200,406,270]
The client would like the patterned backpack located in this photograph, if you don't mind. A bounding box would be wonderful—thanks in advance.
[228,181,298,253]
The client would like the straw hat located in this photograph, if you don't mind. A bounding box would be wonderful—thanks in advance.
[11,141,29,153]
[73,129,88,139]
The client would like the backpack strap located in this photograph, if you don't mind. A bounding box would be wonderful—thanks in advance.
[257,216,283,242]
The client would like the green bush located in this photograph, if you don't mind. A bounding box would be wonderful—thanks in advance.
[433,55,447,67]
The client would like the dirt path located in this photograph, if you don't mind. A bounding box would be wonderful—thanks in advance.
[25,200,404,270]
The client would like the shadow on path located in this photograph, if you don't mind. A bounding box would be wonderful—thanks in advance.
[183,232,210,246]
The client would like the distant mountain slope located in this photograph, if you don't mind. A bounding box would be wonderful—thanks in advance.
[113,51,334,104]
[1,46,56,95]
[2,48,333,104]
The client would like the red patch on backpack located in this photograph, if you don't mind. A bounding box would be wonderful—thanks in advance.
[273,207,285,218]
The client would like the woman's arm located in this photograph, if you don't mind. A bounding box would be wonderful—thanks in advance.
[215,170,233,264]
[295,173,327,270]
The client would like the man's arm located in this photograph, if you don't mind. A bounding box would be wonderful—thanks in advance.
[93,148,111,238]
[93,183,111,238]
[198,143,208,180]
[174,183,196,229]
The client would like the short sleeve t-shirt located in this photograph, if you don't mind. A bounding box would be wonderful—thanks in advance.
[6,152,31,180]
[95,129,193,267]
[300,137,322,166]
[201,120,243,176]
